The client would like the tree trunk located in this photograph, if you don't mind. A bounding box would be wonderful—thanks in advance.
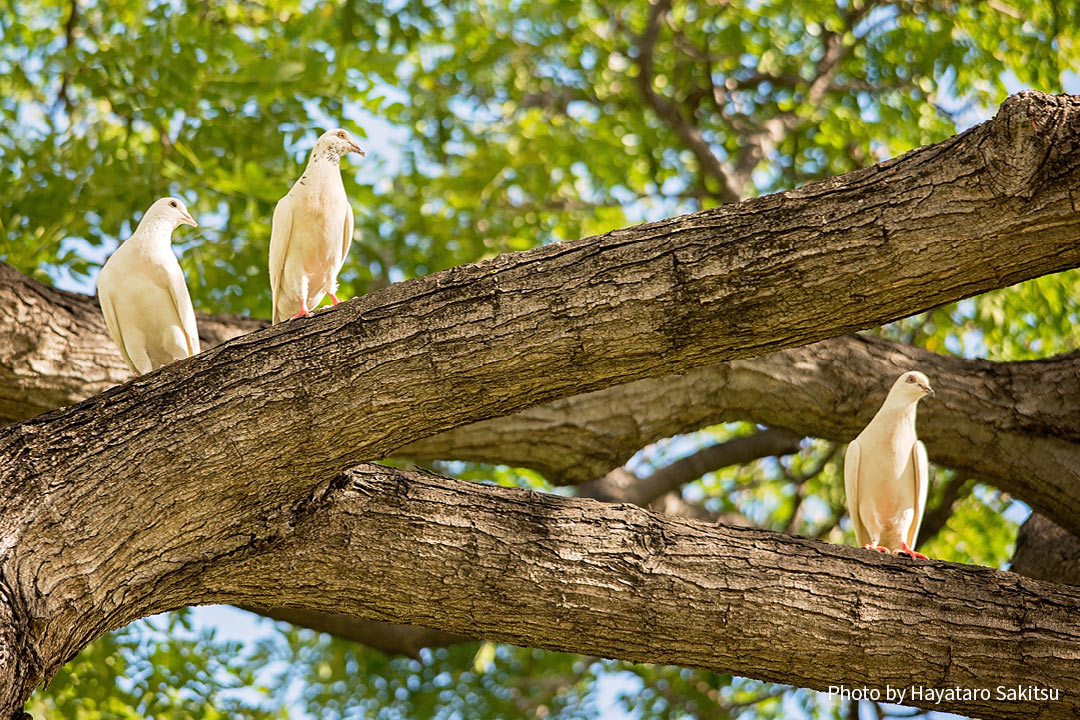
[3,91,1080,717]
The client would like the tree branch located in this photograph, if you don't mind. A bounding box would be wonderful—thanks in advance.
[3,277,1080,539]
[246,431,789,658]
[0,262,262,425]
[915,474,970,549]
[54,0,80,115]
[807,5,864,106]
[402,335,1080,536]
[237,606,467,659]
[579,429,804,505]
[1012,514,1080,587]
[634,0,744,202]
[646,490,752,525]
[4,270,1070,658]
[242,429,797,658]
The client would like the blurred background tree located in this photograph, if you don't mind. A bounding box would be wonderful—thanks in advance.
[3,0,1079,718]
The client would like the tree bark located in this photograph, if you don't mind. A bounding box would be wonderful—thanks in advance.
[3,90,1080,715]
[404,336,1080,533]
[1012,514,1080,587]
[244,430,784,659]
[15,271,1080,660]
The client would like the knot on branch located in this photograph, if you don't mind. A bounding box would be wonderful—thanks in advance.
[982,91,1079,198]
[345,463,419,502]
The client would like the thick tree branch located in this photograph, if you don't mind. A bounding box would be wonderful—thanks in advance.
[245,430,797,657]
[5,270,1080,538]
[44,465,1080,719]
[0,263,262,424]
[260,431,788,659]
[3,275,1080,539]
[0,271,1052,658]
[4,91,1080,712]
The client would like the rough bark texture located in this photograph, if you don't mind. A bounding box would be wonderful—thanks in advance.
[0,262,263,424]
[1012,514,1080,587]
[247,430,784,658]
[3,91,1080,716]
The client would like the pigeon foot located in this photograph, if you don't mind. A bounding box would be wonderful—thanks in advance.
[863,543,890,553]
[895,543,928,560]
[289,298,311,320]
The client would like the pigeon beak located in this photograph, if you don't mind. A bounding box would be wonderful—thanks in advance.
[181,214,198,228]
[922,385,934,397]
[350,142,365,157]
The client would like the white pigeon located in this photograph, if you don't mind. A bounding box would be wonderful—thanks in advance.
[97,197,200,376]
[844,370,934,559]
[269,128,364,323]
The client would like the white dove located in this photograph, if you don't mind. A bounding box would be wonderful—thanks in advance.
[844,370,934,559]
[97,197,201,376]
[269,128,364,323]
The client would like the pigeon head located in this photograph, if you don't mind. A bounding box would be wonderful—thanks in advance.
[147,197,198,229]
[314,128,365,160]
[891,370,934,401]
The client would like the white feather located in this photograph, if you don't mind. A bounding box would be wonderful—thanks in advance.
[843,438,868,548]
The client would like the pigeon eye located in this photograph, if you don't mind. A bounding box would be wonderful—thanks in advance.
[169,201,177,208]
[906,376,916,383]
[338,131,346,139]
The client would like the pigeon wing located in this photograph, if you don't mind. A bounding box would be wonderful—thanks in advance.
[163,259,200,358]
[844,439,870,547]
[907,440,930,548]
[269,193,296,324]
[98,283,139,375]
[341,200,354,265]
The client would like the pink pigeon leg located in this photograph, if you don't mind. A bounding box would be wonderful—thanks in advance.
[895,542,928,560]
[290,296,311,320]
[863,543,890,553]
[328,293,343,306]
